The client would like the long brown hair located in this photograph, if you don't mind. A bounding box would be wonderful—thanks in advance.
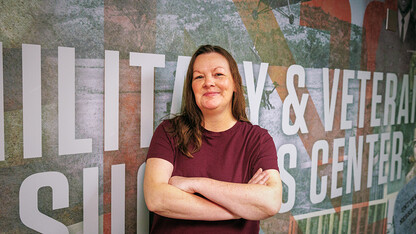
[168,45,249,158]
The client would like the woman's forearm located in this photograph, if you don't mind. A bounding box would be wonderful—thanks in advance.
[169,170,282,220]
[196,177,280,220]
[143,158,240,221]
[145,182,239,220]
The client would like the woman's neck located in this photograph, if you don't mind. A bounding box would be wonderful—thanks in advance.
[202,112,237,132]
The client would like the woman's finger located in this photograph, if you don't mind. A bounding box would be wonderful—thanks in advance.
[257,172,270,185]
[248,168,263,184]
[249,168,271,184]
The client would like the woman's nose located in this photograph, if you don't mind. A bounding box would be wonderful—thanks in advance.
[203,75,215,87]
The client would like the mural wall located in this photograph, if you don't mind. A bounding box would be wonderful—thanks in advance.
[1,0,416,233]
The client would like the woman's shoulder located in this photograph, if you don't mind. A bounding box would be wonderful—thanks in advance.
[159,119,172,127]
[156,117,185,135]
[239,121,268,133]
[153,119,174,135]
[238,121,271,139]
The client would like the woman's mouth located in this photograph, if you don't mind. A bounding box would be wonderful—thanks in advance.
[203,92,219,97]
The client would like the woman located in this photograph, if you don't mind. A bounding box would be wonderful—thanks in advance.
[144,45,282,233]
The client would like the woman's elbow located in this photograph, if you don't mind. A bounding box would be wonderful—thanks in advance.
[266,200,281,217]
[252,202,280,221]
[264,188,282,217]
[144,196,159,213]
[143,185,164,213]
[145,194,170,215]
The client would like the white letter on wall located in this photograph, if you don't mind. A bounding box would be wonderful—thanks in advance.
[22,44,42,158]
[378,133,390,185]
[277,144,297,213]
[371,72,383,127]
[331,138,344,198]
[411,75,416,123]
[310,140,328,204]
[58,47,92,155]
[137,163,149,233]
[19,172,69,233]
[340,70,354,130]
[366,134,378,188]
[390,131,403,181]
[170,56,191,117]
[397,75,409,124]
[282,65,309,135]
[322,68,339,131]
[105,50,119,151]
[243,61,268,125]
[346,136,363,194]
[83,167,99,234]
[112,164,125,234]
[357,71,371,128]
[383,73,397,126]
[129,53,165,148]
[0,42,4,161]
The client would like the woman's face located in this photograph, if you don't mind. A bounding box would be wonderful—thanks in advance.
[191,52,236,115]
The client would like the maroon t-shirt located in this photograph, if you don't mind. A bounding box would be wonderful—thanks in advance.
[146,120,279,234]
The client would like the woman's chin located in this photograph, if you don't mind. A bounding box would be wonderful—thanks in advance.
[200,101,221,110]
[201,105,219,111]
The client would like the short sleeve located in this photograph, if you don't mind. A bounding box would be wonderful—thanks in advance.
[146,121,176,164]
[251,131,279,173]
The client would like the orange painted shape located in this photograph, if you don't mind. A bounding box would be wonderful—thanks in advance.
[303,0,351,23]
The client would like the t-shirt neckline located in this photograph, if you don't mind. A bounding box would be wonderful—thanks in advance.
[203,121,241,137]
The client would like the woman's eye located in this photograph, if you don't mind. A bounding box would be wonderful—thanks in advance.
[215,73,224,77]
[194,75,203,79]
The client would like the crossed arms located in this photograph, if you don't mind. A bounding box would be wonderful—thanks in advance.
[143,158,282,221]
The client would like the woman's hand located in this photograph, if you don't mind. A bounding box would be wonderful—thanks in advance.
[248,168,270,185]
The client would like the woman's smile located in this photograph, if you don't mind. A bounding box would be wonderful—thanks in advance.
[203,91,220,96]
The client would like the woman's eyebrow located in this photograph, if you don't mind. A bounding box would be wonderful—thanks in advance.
[193,66,226,74]
[213,66,225,70]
